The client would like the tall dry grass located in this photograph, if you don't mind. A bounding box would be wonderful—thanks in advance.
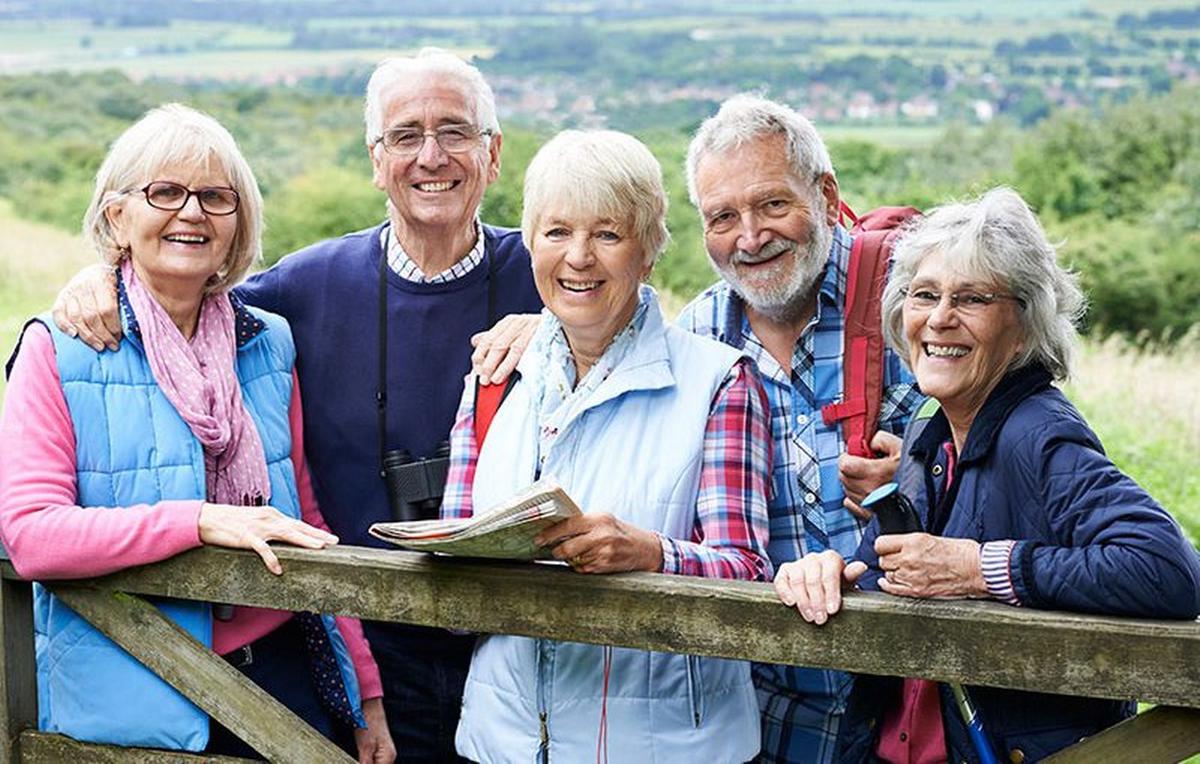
[1065,331,1200,542]
[0,198,94,399]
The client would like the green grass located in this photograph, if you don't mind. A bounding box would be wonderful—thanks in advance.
[1065,335,1200,545]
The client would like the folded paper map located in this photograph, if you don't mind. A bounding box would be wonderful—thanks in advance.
[368,478,582,560]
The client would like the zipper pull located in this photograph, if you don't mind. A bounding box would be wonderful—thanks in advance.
[539,711,550,761]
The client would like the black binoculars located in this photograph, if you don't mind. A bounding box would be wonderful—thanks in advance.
[862,483,922,535]
[382,442,451,522]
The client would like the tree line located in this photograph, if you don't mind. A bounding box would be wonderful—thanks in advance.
[0,71,1196,341]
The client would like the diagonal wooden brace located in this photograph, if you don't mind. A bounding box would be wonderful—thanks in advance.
[19,730,256,762]
[47,584,353,764]
[1045,705,1200,763]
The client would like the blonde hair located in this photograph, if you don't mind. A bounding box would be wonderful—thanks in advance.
[522,130,670,264]
[82,103,263,293]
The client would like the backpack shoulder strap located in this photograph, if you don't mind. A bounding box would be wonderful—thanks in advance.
[473,372,521,446]
[822,205,920,457]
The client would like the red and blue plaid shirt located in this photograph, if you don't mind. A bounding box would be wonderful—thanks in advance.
[677,225,924,764]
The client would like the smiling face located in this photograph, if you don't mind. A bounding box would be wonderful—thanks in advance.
[370,73,501,242]
[903,248,1026,431]
[693,133,838,321]
[530,206,652,358]
[105,161,237,297]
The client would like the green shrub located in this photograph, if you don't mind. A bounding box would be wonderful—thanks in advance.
[262,165,382,265]
[1053,215,1200,341]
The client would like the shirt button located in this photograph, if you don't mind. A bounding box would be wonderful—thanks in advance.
[796,413,809,426]
[804,492,817,505]
[932,464,944,476]
[899,732,908,743]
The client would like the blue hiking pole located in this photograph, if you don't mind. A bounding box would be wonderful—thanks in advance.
[951,684,1000,764]
[863,483,1002,764]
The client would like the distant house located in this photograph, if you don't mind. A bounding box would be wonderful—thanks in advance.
[900,96,939,120]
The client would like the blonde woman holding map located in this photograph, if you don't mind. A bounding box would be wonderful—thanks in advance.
[438,130,772,763]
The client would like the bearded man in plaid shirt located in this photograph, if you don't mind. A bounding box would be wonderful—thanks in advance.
[677,95,924,763]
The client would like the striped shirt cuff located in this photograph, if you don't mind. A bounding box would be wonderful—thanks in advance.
[658,533,679,575]
[980,540,1021,605]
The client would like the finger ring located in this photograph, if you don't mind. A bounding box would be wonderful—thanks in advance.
[885,570,895,583]
[570,556,582,567]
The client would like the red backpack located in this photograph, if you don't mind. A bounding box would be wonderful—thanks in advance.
[820,202,921,458]
[474,374,519,446]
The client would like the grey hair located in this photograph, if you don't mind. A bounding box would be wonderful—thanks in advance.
[521,130,670,265]
[685,93,834,206]
[82,103,263,293]
[881,186,1086,381]
[364,47,500,154]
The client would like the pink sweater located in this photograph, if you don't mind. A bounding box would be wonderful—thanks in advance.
[0,324,382,700]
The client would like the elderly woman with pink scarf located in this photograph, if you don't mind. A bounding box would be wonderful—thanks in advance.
[0,104,394,761]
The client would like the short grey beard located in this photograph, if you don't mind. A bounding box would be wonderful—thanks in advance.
[715,216,833,325]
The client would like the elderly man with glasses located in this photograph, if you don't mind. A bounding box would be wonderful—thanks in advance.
[52,48,543,762]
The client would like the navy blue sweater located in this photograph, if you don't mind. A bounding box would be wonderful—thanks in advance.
[237,222,542,548]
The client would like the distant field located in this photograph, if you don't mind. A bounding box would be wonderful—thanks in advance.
[0,44,437,81]
[719,1,1090,17]
[0,17,487,79]
[1085,0,1200,12]
[2,0,1193,82]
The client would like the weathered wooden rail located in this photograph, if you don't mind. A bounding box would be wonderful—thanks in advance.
[2,545,1199,762]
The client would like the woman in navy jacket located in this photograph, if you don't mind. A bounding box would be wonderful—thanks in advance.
[773,187,1200,763]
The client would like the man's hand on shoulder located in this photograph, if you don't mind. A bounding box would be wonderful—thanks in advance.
[471,313,541,384]
[52,264,122,352]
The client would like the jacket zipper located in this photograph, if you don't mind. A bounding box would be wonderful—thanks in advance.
[539,711,549,762]
[686,655,703,727]
[537,639,551,763]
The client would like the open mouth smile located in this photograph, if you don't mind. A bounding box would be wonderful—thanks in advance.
[734,240,796,268]
[924,342,969,358]
[163,233,210,245]
[413,180,460,193]
[560,279,603,293]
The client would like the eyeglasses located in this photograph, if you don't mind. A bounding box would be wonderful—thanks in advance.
[901,287,1025,315]
[375,124,493,156]
[138,181,240,216]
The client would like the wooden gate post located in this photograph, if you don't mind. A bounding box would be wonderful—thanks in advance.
[0,565,36,763]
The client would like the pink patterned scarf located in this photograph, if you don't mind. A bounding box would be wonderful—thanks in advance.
[120,259,270,506]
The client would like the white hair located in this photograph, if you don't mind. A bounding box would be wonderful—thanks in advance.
[364,47,500,154]
[82,103,263,293]
[882,187,1087,380]
[522,130,670,265]
[685,93,834,205]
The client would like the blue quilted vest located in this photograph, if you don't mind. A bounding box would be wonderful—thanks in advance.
[33,302,363,750]
[457,288,763,764]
